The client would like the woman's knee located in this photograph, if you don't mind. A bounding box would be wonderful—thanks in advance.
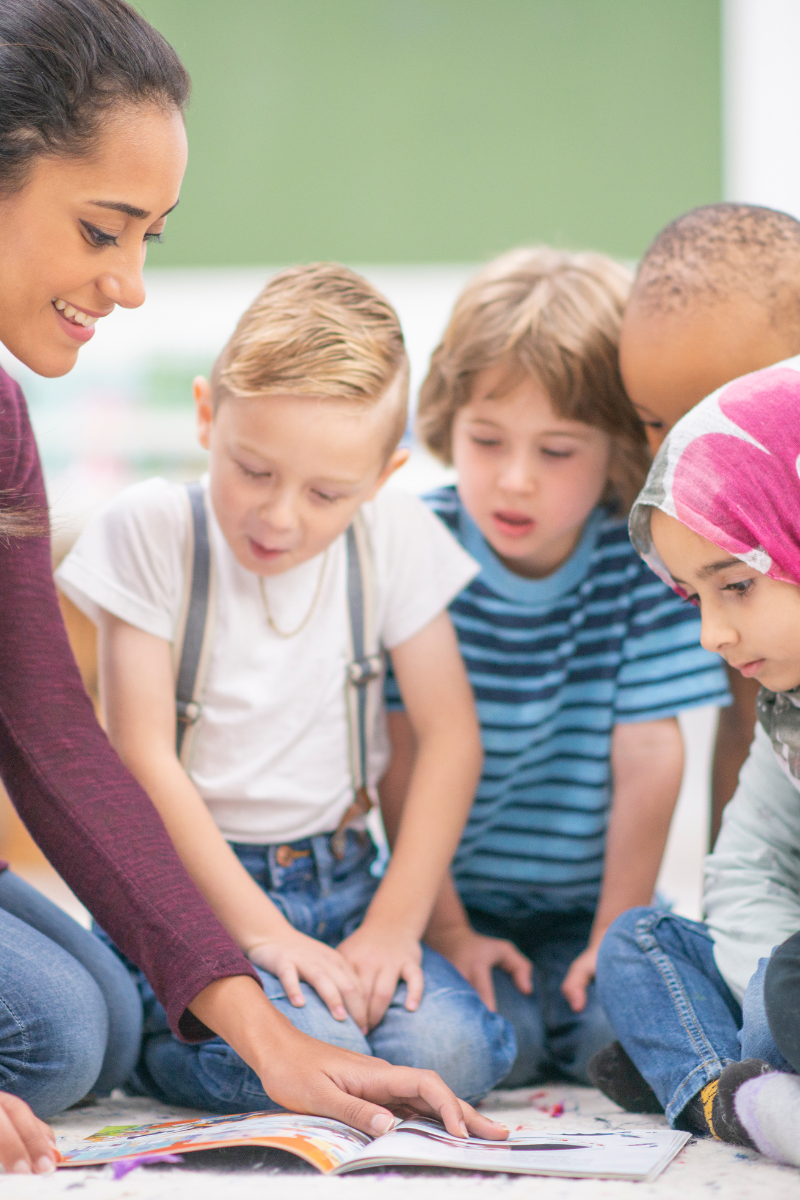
[0,947,108,1118]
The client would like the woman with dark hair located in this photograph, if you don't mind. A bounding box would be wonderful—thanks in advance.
[0,0,504,1174]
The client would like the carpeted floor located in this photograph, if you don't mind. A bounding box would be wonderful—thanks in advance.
[3,1083,794,1199]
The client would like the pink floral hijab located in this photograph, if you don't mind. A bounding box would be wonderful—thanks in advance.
[629,358,800,784]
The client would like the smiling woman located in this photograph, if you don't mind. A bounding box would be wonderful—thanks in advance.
[0,0,506,1175]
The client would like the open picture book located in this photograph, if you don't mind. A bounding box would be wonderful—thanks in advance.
[58,1110,690,1181]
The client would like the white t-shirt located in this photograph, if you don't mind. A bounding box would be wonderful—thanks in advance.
[57,478,478,844]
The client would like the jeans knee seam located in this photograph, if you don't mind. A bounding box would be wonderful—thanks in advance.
[0,994,30,1081]
[633,913,727,1081]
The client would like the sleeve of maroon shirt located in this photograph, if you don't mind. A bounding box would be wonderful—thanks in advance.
[0,367,260,1041]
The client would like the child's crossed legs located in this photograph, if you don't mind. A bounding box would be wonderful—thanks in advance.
[124,831,515,1111]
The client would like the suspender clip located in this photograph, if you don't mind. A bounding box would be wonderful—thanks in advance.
[347,654,382,687]
[176,699,202,725]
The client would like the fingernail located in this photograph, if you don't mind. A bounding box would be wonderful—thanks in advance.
[35,1156,55,1175]
[371,1113,397,1136]
[333,1007,347,1021]
[459,1121,468,1138]
[11,1160,31,1174]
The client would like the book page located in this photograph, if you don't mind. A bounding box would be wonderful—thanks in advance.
[337,1119,690,1181]
[59,1111,371,1174]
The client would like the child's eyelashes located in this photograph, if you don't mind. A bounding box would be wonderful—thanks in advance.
[144,231,164,244]
[540,447,574,459]
[312,490,340,504]
[470,437,502,449]
[723,579,754,597]
[237,462,271,480]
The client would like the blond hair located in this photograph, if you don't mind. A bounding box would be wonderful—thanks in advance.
[418,247,650,514]
[211,263,409,452]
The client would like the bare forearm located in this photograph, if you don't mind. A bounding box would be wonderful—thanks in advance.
[367,733,481,937]
[426,871,472,940]
[188,975,287,1076]
[590,719,683,947]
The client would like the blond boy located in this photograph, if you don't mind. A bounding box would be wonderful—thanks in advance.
[57,264,514,1112]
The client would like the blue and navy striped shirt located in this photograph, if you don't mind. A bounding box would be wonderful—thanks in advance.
[387,486,730,918]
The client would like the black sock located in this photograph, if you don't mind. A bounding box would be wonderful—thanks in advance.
[587,1041,664,1114]
[680,1059,773,1147]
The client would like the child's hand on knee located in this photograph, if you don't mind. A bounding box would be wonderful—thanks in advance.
[428,926,532,1011]
[561,946,598,1013]
[247,929,368,1033]
[337,923,423,1031]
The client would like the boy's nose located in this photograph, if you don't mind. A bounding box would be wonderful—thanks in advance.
[260,494,297,532]
[498,456,534,493]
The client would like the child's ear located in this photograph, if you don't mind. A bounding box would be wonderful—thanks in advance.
[372,447,410,494]
[194,377,213,450]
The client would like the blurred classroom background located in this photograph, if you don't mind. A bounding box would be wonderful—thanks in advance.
[1,0,795,922]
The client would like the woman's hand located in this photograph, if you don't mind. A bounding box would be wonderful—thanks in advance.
[0,1094,57,1174]
[337,923,423,1030]
[261,1019,508,1141]
[190,976,510,1142]
[560,945,598,1013]
[247,929,368,1033]
[429,924,532,1012]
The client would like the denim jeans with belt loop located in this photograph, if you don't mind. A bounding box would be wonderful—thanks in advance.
[116,829,516,1112]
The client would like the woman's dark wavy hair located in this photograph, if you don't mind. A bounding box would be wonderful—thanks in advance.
[0,0,190,194]
[0,0,189,538]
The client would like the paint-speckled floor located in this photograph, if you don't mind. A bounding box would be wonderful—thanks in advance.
[0,1083,791,1199]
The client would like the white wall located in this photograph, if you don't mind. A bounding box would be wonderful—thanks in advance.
[724,0,800,216]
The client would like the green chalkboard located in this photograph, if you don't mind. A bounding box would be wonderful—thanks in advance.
[138,0,721,265]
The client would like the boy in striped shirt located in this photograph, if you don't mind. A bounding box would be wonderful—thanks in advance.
[383,248,729,1086]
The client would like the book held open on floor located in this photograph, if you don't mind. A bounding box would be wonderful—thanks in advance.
[58,1110,690,1181]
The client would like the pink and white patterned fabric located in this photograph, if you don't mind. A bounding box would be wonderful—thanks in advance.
[629,357,800,595]
[629,356,800,786]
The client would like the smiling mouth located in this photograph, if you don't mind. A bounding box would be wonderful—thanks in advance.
[51,298,100,328]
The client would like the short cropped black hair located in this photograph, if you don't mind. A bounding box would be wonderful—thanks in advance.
[632,203,800,319]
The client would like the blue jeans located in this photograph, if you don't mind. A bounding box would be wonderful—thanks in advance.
[596,907,793,1127]
[0,871,142,1118]
[126,831,515,1111]
[467,908,615,1087]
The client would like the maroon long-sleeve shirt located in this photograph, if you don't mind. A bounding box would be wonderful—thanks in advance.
[0,365,259,1040]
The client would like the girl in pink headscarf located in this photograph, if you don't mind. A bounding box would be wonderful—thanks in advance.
[592,361,800,1169]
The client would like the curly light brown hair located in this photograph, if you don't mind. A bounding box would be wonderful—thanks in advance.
[417,247,650,514]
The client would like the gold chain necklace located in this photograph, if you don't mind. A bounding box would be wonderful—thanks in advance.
[259,549,329,638]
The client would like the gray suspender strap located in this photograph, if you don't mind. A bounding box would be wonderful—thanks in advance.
[172,489,379,847]
[332,514,382,858]
[174,482,213,759]
[346,522,371,794]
